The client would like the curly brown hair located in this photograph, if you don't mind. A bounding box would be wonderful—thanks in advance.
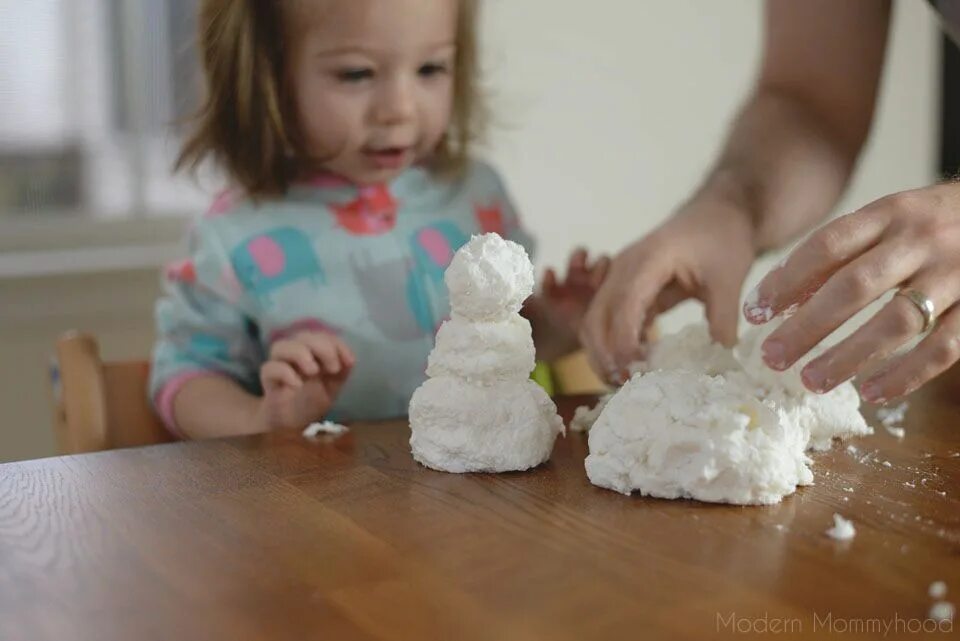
[176,0,486,198]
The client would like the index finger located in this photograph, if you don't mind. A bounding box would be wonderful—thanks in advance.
[744,208,887,324]
[607,259,673,374]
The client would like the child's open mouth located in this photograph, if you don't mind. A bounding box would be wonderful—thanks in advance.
[363,147,412,170]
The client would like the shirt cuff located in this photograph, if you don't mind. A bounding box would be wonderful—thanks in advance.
[154,371,210,438]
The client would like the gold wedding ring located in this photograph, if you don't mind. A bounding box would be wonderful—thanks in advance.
[895,288,936,334]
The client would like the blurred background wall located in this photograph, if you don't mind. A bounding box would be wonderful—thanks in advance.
[0,0,938,462]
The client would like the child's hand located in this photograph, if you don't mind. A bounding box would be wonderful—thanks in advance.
[527,248,610,362]
[540,248,611,338]
[255,332,355,432]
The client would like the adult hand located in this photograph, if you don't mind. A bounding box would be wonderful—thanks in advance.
[744,183,960,403]
[580,193,756,382]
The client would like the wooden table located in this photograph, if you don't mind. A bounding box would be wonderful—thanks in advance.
[2,388,959,641]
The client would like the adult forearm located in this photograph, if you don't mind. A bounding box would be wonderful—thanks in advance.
[697,87,861,254]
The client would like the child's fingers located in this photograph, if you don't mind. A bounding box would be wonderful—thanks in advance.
[270,340,319,376]
[543,268,558,293]
[590,256,612,289]
[297,334,342,374]
[569,247,588,272]
[334,339,356,370]
[568,248,593,288]
[261,361,303,391]
[323,369,349,398]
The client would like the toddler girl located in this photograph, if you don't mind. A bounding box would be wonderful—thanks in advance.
[151,0,607,439]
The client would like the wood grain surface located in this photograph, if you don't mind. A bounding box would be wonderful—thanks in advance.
[2,381,959,640]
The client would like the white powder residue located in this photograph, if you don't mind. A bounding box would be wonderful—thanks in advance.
[735,321,871,451]
[303,421,349,438]
[929,602,955,623]
[409,234,563,473]
[634,324,739,377]
[570,395,610,433]
[930,581,948,599]
[877,401,909,426]
[885,425,906,439]
[743,284,774,323]
[584,321,871,504]
[825,513,856,541]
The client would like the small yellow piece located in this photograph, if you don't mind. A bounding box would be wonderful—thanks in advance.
[531,361,555,396]
[739,404,760,429]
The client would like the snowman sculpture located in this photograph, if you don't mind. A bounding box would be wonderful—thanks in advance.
[409,233,565,473]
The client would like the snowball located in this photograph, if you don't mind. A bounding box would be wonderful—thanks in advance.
[426,315,535,384]
[444,233,534,321]
[635,323,739,376]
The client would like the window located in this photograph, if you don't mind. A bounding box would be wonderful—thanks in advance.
[0,0,217,221]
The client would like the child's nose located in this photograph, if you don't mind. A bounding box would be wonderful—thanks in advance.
[374,77,416,125]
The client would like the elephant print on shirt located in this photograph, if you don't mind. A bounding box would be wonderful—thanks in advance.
[331,185,399,236]
[474,202,506,237]
[184,332,231,366]
[164,259,197,285]
[230,227,326,304]
[350,253,428,341]
[406,221,469,334]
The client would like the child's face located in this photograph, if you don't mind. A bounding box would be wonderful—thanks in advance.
[290,0,458,185]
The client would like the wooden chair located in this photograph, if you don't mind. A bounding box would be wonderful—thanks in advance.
[50,332,173,454]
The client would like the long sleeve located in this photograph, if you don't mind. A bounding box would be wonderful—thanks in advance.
[149,220,264,434]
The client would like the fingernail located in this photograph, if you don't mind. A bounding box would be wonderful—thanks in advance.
[743,286,773,324]
[606,367,624,386]
[761,339,787,370]
[801,366,827,393]
[860,381,884,403]
[744,302,774,325]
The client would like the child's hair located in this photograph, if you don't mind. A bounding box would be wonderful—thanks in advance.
[177,0,486,198]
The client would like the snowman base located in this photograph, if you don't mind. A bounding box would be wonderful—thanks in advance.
[409,377,564,473]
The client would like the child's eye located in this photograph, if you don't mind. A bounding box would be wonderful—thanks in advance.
[418,62,449,78]
[337,68,374,83]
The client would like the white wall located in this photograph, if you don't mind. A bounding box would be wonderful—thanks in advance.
[483,0,938,330]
